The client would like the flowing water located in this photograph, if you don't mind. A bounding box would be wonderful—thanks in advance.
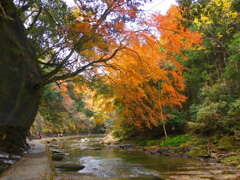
[52,135,239,180]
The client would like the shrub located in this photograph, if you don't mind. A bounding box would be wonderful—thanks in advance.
[138,140,148,146]
[160,134,191,147]
[147,140,159,146]
[168,109,186,130]
[189,104,201,122]
[194,83,240,134]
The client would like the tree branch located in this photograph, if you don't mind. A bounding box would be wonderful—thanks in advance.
[27,7,42,30]
[43,46,125,85]
[0,4,13,21]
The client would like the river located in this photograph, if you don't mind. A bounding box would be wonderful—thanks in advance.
[52,135,239,180]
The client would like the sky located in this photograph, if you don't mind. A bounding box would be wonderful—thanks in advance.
[143,0,177,14]
[64,0,177,14]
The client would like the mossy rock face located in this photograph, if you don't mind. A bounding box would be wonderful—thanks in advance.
[179,140,198,149]
[221,155,240,166]
[217,137,236,150]
[187,145,209,157]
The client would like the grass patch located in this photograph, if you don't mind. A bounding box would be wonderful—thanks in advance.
[138,140,148,146]
[138,140,160,146]
[147,140,159,146]
[160,134,191,147]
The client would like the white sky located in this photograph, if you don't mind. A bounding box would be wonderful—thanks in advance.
[143,0,177,14]
[64,0,177,14]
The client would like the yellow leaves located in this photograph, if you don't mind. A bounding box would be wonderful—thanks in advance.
[194,0,238,28]
[217,33,223,39]
[94,113,106,125]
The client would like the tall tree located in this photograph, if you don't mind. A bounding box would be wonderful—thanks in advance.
[177,0,240,134]
[0,0,42,153]
[0,0,151,153]
[96,6,201,136]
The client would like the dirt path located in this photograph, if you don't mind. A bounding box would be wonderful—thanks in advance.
[0,140,51,180]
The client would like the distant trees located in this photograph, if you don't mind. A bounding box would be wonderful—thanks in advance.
[178,0,240,134]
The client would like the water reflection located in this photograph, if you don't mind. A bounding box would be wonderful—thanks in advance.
[53,136,239,180]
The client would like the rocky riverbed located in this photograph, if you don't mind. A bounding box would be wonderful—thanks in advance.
[0,151,22,175]
[102,134,240,168]
[47,135,240,180]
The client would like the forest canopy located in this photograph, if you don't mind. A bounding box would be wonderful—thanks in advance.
[27,0,240,137]
[25,0,202,136]
[0,0,239,150]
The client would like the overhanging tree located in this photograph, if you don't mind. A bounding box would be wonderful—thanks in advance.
[92,6,201,137]
[0,0,151,153]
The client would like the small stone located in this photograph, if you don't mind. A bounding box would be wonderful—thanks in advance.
[52,155,63,161]
[55,164,85,171]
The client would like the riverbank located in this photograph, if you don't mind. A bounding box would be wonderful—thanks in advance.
[102,134,240,169]
[49,134,240,179]
[1,134,239,179]
[0,135,95,179]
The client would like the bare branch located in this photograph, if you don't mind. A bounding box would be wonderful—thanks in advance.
[27,7,42,30]
[0,4,13,20]
[43,46,126,85]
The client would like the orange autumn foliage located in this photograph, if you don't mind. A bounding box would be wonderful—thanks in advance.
[51,81,74,111]
[101,6,202,130]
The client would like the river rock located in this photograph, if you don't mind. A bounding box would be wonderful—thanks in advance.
[92,147,103,150]
[52,155,64,161]
[51,149,62,154]
[119,144,135,149]
[55,163,85,171]
[48,145,60,148]
[10,154,21,160]
[217,136,236,150]
[187,145,210,157]
[0,159,16,165]
[0,152,10,159]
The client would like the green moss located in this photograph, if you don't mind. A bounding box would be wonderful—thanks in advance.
[147,140,159,146]
[211,135,220,143]
[187,145,209,157]
[221,155,240,166]
[160,134,191,147]
[218,136,236,150]
[138,140,148,146]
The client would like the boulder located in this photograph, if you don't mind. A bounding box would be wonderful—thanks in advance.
[52,155,63,161]
[119,144,135,149]
[55,163,85,171]
[187,145,210,157]
[217,137,236,150]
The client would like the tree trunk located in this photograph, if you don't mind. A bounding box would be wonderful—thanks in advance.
[0,1,42,154]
